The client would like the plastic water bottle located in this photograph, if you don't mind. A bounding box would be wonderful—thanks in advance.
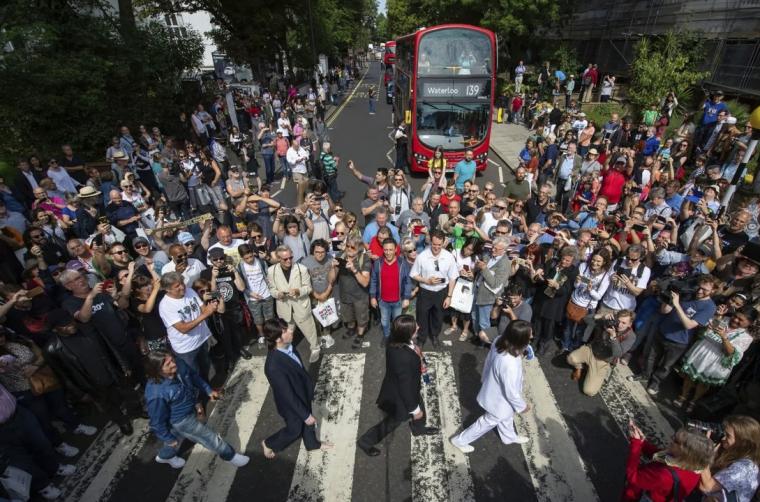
[523,345,535,361]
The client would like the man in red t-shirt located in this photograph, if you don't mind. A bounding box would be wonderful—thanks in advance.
[370,239,412,346]
[598,154,632,209]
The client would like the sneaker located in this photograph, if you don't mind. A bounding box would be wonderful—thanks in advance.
[626,374,647,383]
[647,387,659,396]
[449,437,474,453]
[156,455,186,469]
[39,484,62,500]
[309,349,321,363]
[56,464,76,476]
[55,442,79,458]
[507,436,530,445]
[73,423,98,436]
[227,453,250,467]
[321,334,336,349]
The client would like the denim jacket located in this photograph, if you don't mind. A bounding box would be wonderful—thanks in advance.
[370,258,412,301]
[145,358,212,442]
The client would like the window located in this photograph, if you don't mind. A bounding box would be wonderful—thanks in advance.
[415,102,490,150]
[418,29,492,77]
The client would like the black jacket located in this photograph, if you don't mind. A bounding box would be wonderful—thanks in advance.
[376,345,422,420]
[532,263,579,321]
[44,330,128,399]
[264,348,314,422]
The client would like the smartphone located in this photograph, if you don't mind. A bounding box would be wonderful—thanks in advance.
[632,224,646,232]
[413,225,423,236]
[544,228,557,237]
[26,286,44,298]
[463,264,470,272]
[102,280,113,290]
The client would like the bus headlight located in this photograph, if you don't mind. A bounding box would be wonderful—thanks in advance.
[413,153,428,162]
[476,152,488,161]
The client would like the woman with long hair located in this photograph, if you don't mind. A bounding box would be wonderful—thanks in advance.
[446,237,477,341]
[427,146,447,190]
[700,415,760,502]
[561,252,612,353]
[450,320,533,452]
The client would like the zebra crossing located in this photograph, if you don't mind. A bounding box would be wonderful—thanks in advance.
[55,345,678,502]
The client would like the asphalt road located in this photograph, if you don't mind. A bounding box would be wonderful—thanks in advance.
[50,62,686,502]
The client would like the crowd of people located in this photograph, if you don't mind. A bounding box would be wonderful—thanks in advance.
[1,56,759,501]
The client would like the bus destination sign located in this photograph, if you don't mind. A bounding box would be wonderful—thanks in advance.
[420,80,489,99]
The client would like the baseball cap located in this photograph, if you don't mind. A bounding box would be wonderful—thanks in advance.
[615,156,627,164]
[65,260,84,271]
[177,232,195,245]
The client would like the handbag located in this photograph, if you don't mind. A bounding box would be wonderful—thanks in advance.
[312,298,339,328]
[450,278,475,314]
[28,365,61,396]
[566,301,588,323]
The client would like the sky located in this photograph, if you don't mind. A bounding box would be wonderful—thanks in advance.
[378,0,387,14]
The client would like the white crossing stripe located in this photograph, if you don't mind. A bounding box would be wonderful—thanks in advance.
[411,352,475,502]
[166,356,269,502]
[516,359,600,502]
[61,419,150,502]
[287,353,366,501]
[599,364,675,445]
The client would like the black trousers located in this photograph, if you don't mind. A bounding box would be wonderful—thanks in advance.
[416,288,447,344]
[219,308,245,367]
[358,402,427,449]
[534,315,559,355]
[265,415,320,452]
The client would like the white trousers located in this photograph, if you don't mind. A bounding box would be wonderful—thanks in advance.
[454,411,519,446]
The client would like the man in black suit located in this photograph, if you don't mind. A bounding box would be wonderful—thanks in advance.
[261,318,332,459]
[13,159,41,210]
[358,315,438,457]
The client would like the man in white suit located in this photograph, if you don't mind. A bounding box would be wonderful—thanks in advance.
[450,320,533,452]
[267,245,321,363]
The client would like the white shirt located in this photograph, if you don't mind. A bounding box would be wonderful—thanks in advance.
[388,187,410,224]
[277,117,291,136]
[158,289,212,354]
[286,147,309,175]
[570,262,611,310]
[410,247,459,292]
[241,260,271,299]
[207,239,246,266]
[161,258,206,287]
[477,336,526,419]
[602,259,650,311]
[46,167,80,194]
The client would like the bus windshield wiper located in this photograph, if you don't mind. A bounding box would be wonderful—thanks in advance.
[421,100,442,110]
[446,101,473,111]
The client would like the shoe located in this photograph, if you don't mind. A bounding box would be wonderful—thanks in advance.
[506,436,530,445]
[352,336,364,349]
[360,445,381,457]
[444,326,458,336]
[239,348,253,360]
[39,484,62,500]
[626,374,648,383]
[321,334,336,349]
[430,337,440,348]
[342,329,355,340]
[647,386,659,396]
[227,453,250,467]
[672,396,687,408]
[73,423,98,436]
[156,455,186,469]
[56,464,76,476]
[412,427,439,437]
[570,368,583,382]
[118,421,134,436]
[309,349,321,363]
[55,442,79,458]
[459,331,471,342]
[449,437,474,453]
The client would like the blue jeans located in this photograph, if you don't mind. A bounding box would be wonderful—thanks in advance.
[325,175,341,201]
[369,99,376,113]
[561,320,584,352]
[379,299,403,338]
[279,156,291,178]
[262,154,275,183]
[157,412,235,461]
[474,304,493,333]
[174,341,210,381]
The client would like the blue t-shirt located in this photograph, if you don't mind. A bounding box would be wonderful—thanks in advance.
[454,160,477,191]
[661,298,716,345]
[666,193,684,212]
[702,99,728,126]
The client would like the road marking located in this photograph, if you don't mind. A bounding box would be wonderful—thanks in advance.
[287,353,366,502]
[61,419,150,502]
[488,158,504,185]
[411,352,475,502]
[166,356,269,502]
[386,147,395,166]
[599,365,675,445]
[326,69,370,127]
[516,359,600,502]
[280,176,286,191]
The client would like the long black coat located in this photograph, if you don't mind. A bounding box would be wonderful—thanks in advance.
[264,349,315,422]
[376,345,422,421]
[532,264,578,322]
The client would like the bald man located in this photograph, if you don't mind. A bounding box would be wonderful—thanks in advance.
[106,189,141,240]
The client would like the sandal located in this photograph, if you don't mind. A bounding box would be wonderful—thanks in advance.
[444,326,458,336]
[459,331,471,342]
[672,396,687,408]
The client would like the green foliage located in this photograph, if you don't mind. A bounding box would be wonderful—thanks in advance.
[628,30,710,118]
[583,103,630,128]
[543,43,581,78]
[0,0,203,163]
[375,13,389,41]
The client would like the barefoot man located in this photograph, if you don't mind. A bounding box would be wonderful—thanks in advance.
[261,318,333,459]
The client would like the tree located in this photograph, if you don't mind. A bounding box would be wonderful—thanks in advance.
[628,30,710,117]
[375,13,389,41]
[0,0,203,162]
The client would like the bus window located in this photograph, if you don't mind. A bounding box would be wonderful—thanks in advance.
[415,102,490,150]
[418,29,491,76]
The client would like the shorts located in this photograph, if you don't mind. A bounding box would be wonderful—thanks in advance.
[247,297,275,325]
[341,300,369,327]
[293,172,308,184]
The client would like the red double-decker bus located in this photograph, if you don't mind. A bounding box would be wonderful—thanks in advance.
[393,25,496,173]
[383,41,396,66]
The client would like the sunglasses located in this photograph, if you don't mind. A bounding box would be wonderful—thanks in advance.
[251,234,263,239]
[281,256,293,261]
[183,242,195,246]
[335,208,344,212]
[434,260,440,272]
[495,231,508,235]
[112,250,127,255]
[335,231,346,236]
[211,257,226,262]
[134,243,148,249]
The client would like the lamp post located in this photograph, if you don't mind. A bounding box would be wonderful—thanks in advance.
[722,106,760,208]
